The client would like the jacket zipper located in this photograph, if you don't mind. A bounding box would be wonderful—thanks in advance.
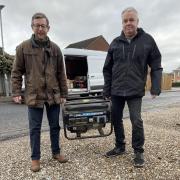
[123,44,136,96]
[43,48,48,100]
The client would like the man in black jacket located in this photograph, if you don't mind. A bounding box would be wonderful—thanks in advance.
[103,7,162,167]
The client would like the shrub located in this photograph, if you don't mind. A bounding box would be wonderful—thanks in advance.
[0,54,14,74]
[172,82,180,87]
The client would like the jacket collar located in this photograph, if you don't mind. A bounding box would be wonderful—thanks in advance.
[31,34,50,48]
[118,28,144,42]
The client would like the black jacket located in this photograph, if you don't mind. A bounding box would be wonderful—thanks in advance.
[103,28,162,97]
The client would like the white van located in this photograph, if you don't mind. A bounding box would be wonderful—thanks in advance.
[62,48,107,96]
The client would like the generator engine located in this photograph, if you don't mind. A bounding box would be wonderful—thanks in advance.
[63,97,112,140]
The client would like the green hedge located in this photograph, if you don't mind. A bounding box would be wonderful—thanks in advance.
[172,82,180,87]
[0,54,14,74]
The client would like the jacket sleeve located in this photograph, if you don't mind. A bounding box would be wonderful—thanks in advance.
[57,48,68,98]
[11,44,25,97]
[148,39,163,95]
[103,45,113,97]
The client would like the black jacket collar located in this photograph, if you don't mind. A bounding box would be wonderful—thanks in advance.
[118,28,145,42]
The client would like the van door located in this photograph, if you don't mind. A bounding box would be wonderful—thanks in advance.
[87,56,105,93]
[64,55,88,94]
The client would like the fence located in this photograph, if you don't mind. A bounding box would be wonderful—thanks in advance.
[146,73,172,91]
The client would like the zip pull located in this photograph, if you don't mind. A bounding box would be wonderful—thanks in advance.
[132,45,136,59]
[123,45,125,59]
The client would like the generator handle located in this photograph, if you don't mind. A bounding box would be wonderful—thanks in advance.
[67,95,104,101]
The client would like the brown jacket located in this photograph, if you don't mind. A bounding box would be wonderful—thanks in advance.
[11,37,68,107]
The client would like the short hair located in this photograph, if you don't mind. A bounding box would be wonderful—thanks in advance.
[121,7,138,18]
[31,12,49,26]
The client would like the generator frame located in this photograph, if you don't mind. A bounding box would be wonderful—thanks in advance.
[62,96,113,140]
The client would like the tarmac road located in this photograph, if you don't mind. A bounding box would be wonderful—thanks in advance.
[0,89,180,141]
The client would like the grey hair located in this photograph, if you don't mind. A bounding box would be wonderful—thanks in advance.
[121,7,138,17]
[31,12,49,26]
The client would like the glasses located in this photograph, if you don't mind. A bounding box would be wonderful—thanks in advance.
[32,24,49,29]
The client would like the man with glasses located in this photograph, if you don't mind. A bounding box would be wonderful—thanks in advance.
[11,13,68,172]
[103,7,162,167]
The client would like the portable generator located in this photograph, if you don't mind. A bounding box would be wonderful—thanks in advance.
[62,96,112,140]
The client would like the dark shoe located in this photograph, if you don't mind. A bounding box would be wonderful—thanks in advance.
[133,152,144,168]
[31,160,40,172]
[53,154,68,163]
[105,147,125,158]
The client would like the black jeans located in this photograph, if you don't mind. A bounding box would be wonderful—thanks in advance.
[111,96,144,153]
[28,103,61,160]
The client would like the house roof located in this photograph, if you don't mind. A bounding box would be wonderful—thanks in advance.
[66,35,109,49]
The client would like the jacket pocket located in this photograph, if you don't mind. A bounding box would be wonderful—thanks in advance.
[25,94,37,106]
[113,46,125,63]
[23,50,38,72]
[24,50,38,55]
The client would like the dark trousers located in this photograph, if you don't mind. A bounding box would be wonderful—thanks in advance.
[28,103,61,160]
[111,96,144,153]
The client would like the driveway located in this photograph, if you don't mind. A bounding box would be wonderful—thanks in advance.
[0,90,180,140]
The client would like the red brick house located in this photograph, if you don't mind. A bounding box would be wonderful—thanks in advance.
[66,35,109,52]
[173,67,180,82]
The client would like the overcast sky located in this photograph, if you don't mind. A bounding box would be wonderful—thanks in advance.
[0,0,180,72]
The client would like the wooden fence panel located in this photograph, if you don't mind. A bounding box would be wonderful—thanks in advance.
[146,73,172,90]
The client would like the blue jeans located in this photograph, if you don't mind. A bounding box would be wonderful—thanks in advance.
[111,96,144,153]
[28,103,61,160]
